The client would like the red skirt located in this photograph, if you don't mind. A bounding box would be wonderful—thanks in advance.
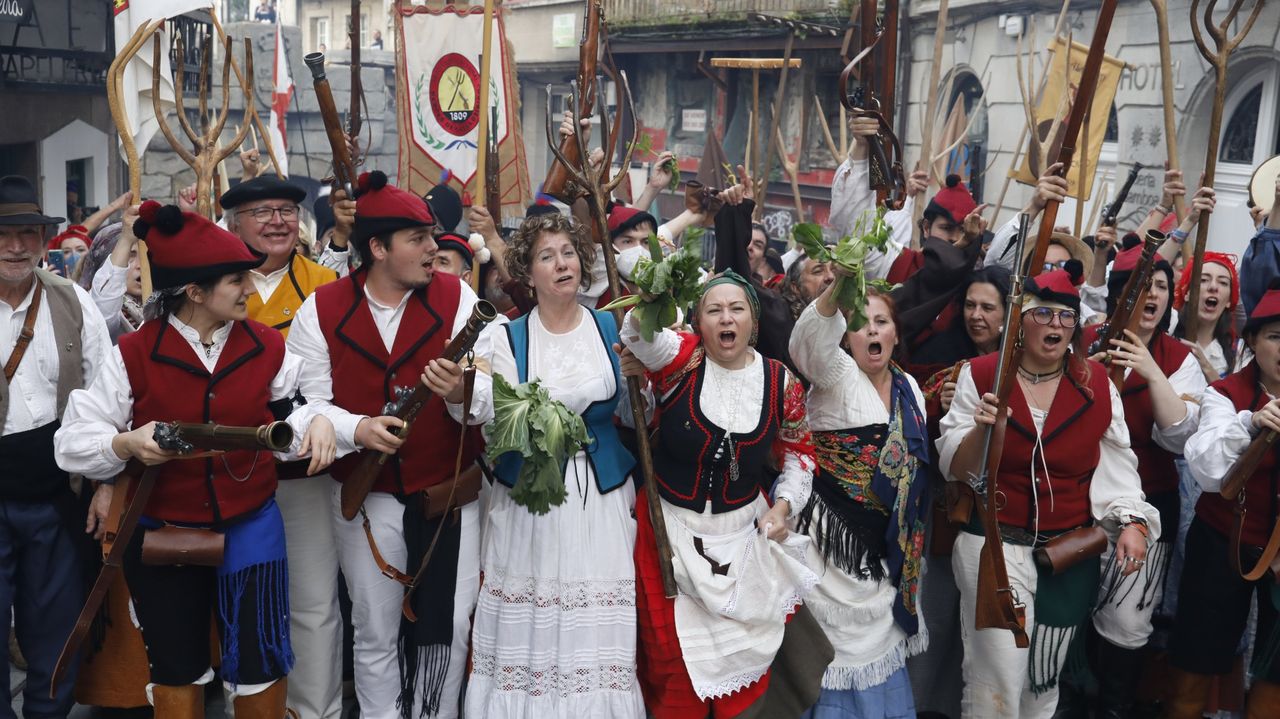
[634,493,770,719]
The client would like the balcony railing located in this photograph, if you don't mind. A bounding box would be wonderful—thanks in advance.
[605,0,838,26]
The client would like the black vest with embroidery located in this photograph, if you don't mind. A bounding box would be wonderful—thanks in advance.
[653,356,786,513]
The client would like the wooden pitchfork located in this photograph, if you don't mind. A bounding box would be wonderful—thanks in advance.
[543,68,678,598]
[150,31,253,220]
[1182,0,1265,338]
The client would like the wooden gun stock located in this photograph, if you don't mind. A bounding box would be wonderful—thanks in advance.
[1222,429,1278,502]
[966,213,1032,646]
[340,300,499,520]
[52,420,285,694]
[1026,0,1119,275]
[542,0,600,203]
[304,52,358,198]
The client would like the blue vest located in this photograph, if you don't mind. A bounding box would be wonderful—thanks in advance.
[492,310,635,494]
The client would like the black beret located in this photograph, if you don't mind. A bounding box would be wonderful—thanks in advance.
[423,183,462,233]
[220,174,307,209]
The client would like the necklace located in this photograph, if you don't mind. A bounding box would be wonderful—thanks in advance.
[707,360,747,483]
[200,340,216,359]
[1017,364,1063,384]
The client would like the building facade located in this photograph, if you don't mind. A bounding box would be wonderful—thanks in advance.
[0,0,115,226]
[504,0,1279,254]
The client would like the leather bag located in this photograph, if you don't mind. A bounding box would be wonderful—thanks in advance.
[1032,525,1107,575]
[141,525,225,567]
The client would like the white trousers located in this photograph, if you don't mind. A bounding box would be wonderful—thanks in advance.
[277,475,344,719]
[1092,540,1169,649]
[332,484,480,719]
[952,532,1070,719]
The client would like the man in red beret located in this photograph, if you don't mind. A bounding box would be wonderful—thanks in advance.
[0,175,111,715]
[286,171,490,719]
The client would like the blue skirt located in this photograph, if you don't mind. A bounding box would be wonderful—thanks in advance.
[800,666,916,719]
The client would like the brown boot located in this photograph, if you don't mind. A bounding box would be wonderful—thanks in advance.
[152,684,205,719]
[1247,680,1280,719]
[1166,668,1213,719]
[232,678,288,719]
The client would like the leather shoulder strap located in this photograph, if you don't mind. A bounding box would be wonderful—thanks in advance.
[4,276,42,382]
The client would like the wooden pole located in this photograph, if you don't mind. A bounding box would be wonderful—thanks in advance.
[913,0,950,244]
[472,0,496,293]
[106,18,163,300]
[754,32,796,220]
[1075,103,1091,237]
[1149,0,1185,220]
[474,0,496,206]
[1183,0,1265,337]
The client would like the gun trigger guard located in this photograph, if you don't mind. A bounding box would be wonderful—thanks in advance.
[994,490,1007,511]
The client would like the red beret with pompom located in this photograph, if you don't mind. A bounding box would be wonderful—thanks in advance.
[134,200,265,291]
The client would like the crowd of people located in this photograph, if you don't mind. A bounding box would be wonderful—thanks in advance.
[3,107,1280,719]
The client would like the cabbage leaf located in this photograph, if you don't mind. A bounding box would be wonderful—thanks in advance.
[483,374,590,515]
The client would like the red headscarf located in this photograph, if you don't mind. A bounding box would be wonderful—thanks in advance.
[1173,251,1239,313]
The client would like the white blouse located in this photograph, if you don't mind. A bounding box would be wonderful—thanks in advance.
[937,363,1161,539]
[1183,385,1265,494]
[787,301,925,431]
[54,314,315,481]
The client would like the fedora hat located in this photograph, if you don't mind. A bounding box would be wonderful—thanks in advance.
[0,176,64,226]
[1020,231,1094,278]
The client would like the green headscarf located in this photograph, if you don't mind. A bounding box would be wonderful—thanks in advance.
[695,269,761,347]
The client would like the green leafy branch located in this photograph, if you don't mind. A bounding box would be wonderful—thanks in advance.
[602,227,706,341]
[791,208,892,331]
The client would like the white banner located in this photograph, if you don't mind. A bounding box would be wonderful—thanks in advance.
[399,5,512,185]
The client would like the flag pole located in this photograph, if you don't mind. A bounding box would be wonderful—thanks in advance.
[472,0,496,292]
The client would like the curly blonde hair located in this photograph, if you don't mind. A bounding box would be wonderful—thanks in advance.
[506,212,597,292]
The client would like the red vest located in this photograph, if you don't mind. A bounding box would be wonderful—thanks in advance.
[119,318,283,524]
[1198,362,1279,547]
[969,353,1113,530]
[315,270,480,495]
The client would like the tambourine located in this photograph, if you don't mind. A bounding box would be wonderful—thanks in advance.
[1250,154,1280,215]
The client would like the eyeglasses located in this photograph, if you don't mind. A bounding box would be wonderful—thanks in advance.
[237,205,299,223]
[1041,260,1068,273]
[1026,307,1079,328]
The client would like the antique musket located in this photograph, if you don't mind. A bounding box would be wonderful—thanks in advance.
[962,213,1032,647]
[1089,229,1166,388]
[838,0,906,210]
[304,52,359,201]
[1025,0,1120,276]
[541,0,601,203]
[1100,162,1145,228]
[339,301,498,521]
[52,421,293,694]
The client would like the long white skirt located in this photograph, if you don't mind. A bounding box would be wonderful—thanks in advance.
[465,454,646,719]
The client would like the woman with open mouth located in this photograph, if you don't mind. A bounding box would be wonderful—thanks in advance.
[1166,184,1239,383]
[623,270,827,718]
[1172,251,1240,383]
[937,260,1157,718]
[1053,242,1206,717]
[1175,281,1280,717]
[786,274,931,718]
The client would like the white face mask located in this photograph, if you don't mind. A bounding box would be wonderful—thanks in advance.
[616,244,647,282]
